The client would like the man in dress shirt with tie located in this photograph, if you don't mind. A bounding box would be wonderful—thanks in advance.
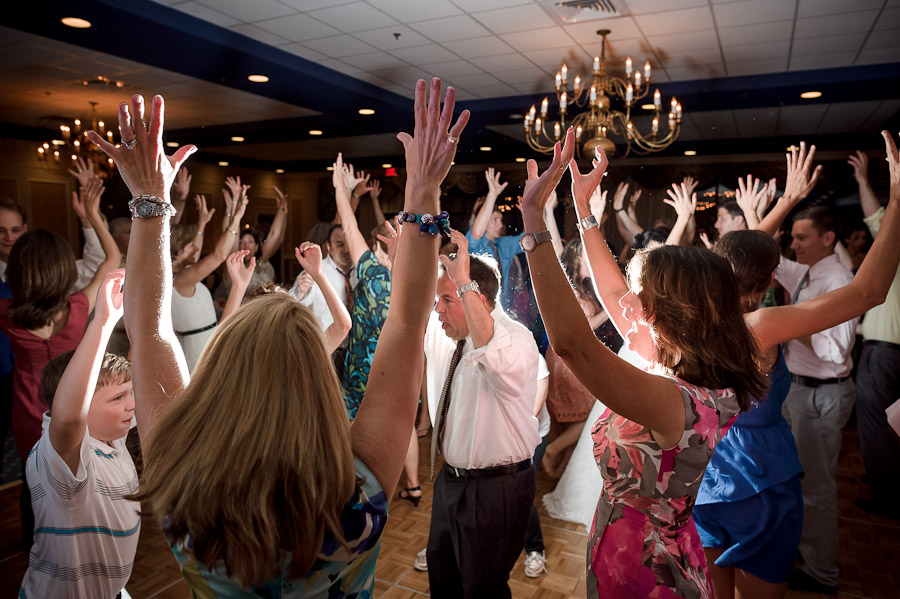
[427,230,540,599]
[775,206,857,595]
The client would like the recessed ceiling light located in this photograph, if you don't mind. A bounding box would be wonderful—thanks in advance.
[683,150,697,156]
[382,163,392,168]
[509,113,524,119]
[642,104,656,110]
[480,146,491,151]
[61,17,91,28]
[276,168,285,174]
[326,166,334,171]
[218,161,229,166]
[309,130,323,136]
[515,157,526,162]
[800,91,822,99]
[165,141,179,148]
[248,74,269,83]
[231,136,245,142]
[358,108,375,115]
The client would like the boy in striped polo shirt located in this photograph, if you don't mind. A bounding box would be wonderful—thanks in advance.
[20,270,140,599]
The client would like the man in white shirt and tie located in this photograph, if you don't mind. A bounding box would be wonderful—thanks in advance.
[776,206,857,595]
[426,231,540,599]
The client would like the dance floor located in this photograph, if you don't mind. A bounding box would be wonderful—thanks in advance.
[0,426,896,598]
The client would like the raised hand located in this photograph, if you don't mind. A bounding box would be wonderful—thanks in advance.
[67,156,96,188]
[437,228,471,285]
[87,94,195,199]
[172,167,191,201]
[376,217,401,265]
[295,242,323,276]
[682,176,698,197]
[735,174,766,217]
[848,150,869,183]
[485,167,508,198]
[397,78,470,201]
[71,187,88,225]
[83,175,105,216]
[612,182,629,212]
[94,268,126,327]
[663,181,697,221]
[699,232,713,249]
[194,194,214,227]
[225,250,254,288]
[884,131,900,204]
[758,177,777,219]
[342,163,367,195]
[628,187,642,210]
[782,141,822,205]
[521,128,577,219]
[366,179,382,202]
[294,271,315,299]
[589,186,608,222]
[273,185,288,212]
[570,145,609,214]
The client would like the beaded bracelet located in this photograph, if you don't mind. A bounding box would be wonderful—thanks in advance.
[396,210,451,237]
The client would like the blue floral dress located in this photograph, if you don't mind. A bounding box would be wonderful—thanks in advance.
[168,457,388,598]
[342,251,391,420]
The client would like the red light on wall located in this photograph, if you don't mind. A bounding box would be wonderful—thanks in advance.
[385,167,397,177]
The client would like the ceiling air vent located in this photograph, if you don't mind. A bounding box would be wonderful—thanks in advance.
[544,0,625,23]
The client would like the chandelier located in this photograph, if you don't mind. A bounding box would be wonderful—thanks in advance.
[524,29,683,158]
[38,102,116,178]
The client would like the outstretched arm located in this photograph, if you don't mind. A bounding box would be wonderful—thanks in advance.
[221,250,253,323]
[333,156,370,266]
[352,79,469,498]
[175,196,248,295]
[296,242,351,353]
[543,190,564,257]
[49,270,125,474]
[88,94,196,444]
[520,129,685,448]
[260,186,288,264]
[470,167,507,239]
[848,151,881,218]
[170,167,191,224]
[80,177,122,313]
[735,174,767,230]
[663,182,697,246]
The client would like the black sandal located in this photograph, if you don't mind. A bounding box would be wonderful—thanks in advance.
[399,486,422,507]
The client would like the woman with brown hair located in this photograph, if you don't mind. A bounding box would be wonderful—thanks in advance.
[87,81,468,595]
[518,128,767,599]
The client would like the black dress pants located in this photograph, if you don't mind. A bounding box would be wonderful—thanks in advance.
[427,463,535,599]
[857,341,900,503]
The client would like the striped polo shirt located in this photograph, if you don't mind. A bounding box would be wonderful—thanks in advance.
[20,413,140,599]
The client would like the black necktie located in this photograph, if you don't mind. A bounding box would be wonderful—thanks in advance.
[430,339,466,480]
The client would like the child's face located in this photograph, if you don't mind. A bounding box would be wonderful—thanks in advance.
[87,381,135,443]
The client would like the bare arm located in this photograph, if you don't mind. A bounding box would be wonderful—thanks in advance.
[757,142,823,236]
[295,243,351,353]
[352,79,469,498]
[735,174,766,230]
[333,157,370,266]
[49,271,124,473]
[221,251,253,323]
[848,151,882,218]
[368,180,386,225]
[260,186,288,264]
[663,182,697,246]
[80,177,122,314]
[520,131,685,447]
[470,167,507,239]
[175,197,247,295]
[87,94,195,444]
[170,167,191,225]
[543,190,564,257]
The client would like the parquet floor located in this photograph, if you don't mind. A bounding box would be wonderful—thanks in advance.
[1,427,897,598]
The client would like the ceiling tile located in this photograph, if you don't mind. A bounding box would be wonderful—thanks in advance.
[855,47,900,65]
[494,66,548,86]
[337,51,410,71]
[451,0,532,10]
[665,64,726,81]
[252,14,340,42]
[277,43,330,62]
[230,24,290,46]
[470,83,519,98]
[367,0,462,23]
[794,11,880,39]
[788,52,856,71]
[470,53,536,71]
[635,7,715,36]
[733,107,779,137]
[687,109,739,139]
[388,44,460,64]
[444,73,505,89]
[278,0,356,9]
[170,1,240,27]
[727,57,788,76]
[419,60,487,78]
[648,29,720,54]
[582,38,654,62]
[718,21,794,46]
[797,0,886,18]
[411,15,492,42]
[317,58,362,76]
[471,3,559,34]
[660,50,725,70]
[777,104,828,136]
[860,99,900,130]
[195,0,293,22]
[442,36,516,59]
[791,33,867,57]
[353,25,432,50]
[500,27,573,52]
[723,40,789,62]
[307,3,398,33]
[623,0,709,14]
[522,47,591,74]
[303,35,378,57]
[864,28,900,50]
[712,0,796,28]
[874,8,900,30]
[562,17,642,44]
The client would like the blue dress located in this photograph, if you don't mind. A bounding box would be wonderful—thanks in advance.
[693,349,804,583]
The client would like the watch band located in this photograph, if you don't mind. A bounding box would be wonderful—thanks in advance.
[576,214,599,233]
[128,195,177,219]
[456,280,480,297]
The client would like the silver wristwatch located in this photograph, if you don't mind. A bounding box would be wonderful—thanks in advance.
[576,214,599,233]
[128,195,177,219]
[456,280,480,297]
[519,230,553,252]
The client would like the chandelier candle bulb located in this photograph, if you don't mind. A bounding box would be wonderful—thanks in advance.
[676,103,682,119]
[593,56,600,73]
[535,117,542,131]
[654,89,661,107]
[554,122,561,139]
[669,112,675,128]
[560,92,567,112]
[644,62,651,81]
[561,63,568,84]
[555,72,561,89]
[652,117,658,134]
[626,121,633,137]
[671,97,678,112]
[541,97,548,115]
[634,71,642,88]
[626,84,633,103]
[626,57,632,75]
[574,75,581,90]
[590,86,597,103]
[576,125,583,139]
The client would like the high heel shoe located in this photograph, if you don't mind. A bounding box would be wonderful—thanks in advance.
[399,486,422,507]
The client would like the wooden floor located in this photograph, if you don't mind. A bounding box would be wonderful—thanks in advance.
[1,427,897,598]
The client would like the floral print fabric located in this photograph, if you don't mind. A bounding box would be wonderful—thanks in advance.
[587,377,740,599]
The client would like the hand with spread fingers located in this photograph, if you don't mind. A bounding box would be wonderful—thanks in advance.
[172,167,192,202]
[437,228,471,286]
[195,194,214,228]
[87,94,195,200]
[782,141,822,204]
[375,218,401,265]
[664,181,698,221]
[273,186,288,213]
[485,167,509,199]
[67,156,96,188]
[520,128,577,224]
[570,145,609,217]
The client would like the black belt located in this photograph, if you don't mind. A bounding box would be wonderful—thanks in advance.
[445,458,532,478]
[790,374,850,388]
[175,322,217,337]
[864,339,900,352]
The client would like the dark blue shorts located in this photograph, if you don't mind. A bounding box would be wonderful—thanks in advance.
[693,475,803,584]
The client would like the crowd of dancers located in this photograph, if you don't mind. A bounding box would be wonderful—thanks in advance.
[1,79,899,599]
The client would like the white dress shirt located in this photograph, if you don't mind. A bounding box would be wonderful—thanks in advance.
[288,274,334,333]
[426,306,541,470]
[775,253,857,378]
[76,227,106,291]
[321,254,358,307]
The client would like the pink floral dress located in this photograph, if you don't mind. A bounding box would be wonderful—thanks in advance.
[587,377,740,599]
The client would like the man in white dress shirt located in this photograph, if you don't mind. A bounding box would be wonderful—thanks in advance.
[426,237,540,599]
[776,206,857,594]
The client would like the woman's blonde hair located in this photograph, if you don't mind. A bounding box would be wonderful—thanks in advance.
[129,293,355,586]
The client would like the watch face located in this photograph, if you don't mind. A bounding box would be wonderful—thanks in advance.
[520,235,535,252]
[137,201,153,217]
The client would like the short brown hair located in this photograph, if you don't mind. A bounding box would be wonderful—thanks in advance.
[7,230,77,329]
[794,206,837,244]
[439,253,501,308]
[716,230,780,311]
[0,198,27,223]
[41,351,132,411]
